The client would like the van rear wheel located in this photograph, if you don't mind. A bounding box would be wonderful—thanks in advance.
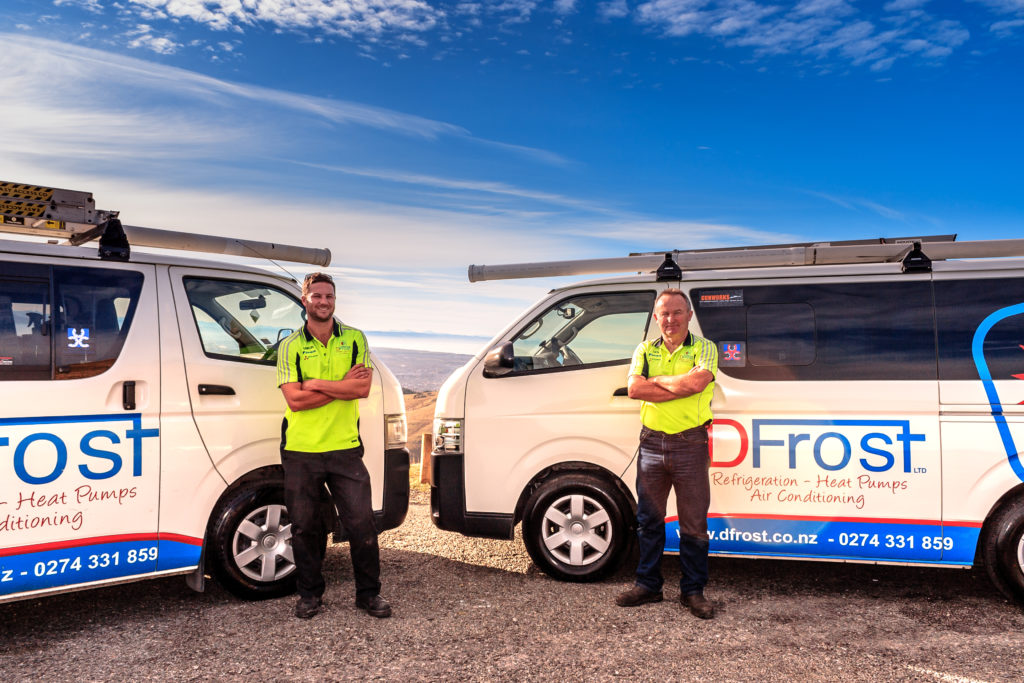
[982,497,1024,604]
[522,473,631,582]
[209,483,297,600]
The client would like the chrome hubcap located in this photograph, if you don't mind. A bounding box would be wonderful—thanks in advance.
[232,503,296,583]
[541,493,612,567]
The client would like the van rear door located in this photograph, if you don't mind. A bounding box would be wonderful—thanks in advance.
[934,269,1024,563]
[0,259,161,601]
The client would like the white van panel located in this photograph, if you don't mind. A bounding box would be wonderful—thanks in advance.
[0,260,164,598]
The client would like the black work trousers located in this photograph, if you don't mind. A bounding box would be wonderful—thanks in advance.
[281,446,381,600]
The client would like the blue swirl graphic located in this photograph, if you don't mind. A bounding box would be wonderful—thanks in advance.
[971,302,1024,483]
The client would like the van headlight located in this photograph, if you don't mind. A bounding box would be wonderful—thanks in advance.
[433,418,463,454]
[385,414,407,449]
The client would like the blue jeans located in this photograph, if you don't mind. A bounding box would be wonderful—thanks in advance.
[281,446,381,600]
[634,425,711,596]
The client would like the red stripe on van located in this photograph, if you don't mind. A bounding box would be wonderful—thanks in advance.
[0,533,202,557]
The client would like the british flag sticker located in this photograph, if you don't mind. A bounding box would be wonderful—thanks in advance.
[719,341,745,367]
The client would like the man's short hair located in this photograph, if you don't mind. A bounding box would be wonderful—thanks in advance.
[302,272,335,298]
[656,288,691,310]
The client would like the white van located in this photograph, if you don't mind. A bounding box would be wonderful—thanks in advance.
[430,237,1024,603]
[0,182,409,603]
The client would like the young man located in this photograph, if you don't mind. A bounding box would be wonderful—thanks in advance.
[276,272,390,619]
[616,289,718,619]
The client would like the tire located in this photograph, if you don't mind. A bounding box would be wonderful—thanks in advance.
[209,483,297,600]
[983,497,1024,604]
[522,472,632,582]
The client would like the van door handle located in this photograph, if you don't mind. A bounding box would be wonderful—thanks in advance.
[612,387,628,397]
[123,381,136,410]
[198,384,236,396]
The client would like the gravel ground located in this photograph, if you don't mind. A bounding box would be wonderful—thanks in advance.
[2,491,1023,682]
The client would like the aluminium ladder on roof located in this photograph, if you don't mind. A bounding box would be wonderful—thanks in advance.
[0,180,331,267]
[467,237,1024,283]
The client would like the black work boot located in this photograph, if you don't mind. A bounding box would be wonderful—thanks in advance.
[356,594,392,618]
[294,596,323,619]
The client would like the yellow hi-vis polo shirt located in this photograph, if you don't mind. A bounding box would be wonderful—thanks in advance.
[629,332,717,435]
[276,320,372,453]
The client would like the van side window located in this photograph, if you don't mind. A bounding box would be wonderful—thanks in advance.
[0,263,51,381]
[935,278,1024,381]
[747,304,815,366]
[0,263,143,381]
[508,291,655,374]
[53,267,144,380]
[693,281,936,381]
[184,278,305,365]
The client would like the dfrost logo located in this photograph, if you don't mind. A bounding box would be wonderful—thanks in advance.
[711,419,927,474]
[0,415,158,485]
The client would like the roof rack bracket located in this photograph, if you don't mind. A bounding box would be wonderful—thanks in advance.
[97,218,130,261]
[656,252,682,281]
[901,242,932,273]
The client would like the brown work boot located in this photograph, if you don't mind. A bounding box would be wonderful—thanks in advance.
[615,585,664,607]
[681,591,714,619]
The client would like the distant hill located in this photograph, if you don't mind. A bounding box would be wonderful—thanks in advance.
[373,347,474,393]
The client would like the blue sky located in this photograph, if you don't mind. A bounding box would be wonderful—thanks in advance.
[2,0,1023,353]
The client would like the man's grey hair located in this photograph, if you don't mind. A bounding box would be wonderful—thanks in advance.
[656,288,691,311]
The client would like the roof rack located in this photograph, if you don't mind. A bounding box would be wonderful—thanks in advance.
[0,180,330,266]
[467,235,1024,283]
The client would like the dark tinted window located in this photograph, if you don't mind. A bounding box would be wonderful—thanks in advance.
[693,281,936,381]
[0,263,144,381]
[747,304,815,366]
[0,263,50,380]
[935,278,1024,381]
[53,267,143,379]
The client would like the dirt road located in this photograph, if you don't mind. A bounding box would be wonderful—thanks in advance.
[2,493,1022,682]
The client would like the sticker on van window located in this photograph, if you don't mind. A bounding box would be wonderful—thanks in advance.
[0,357,12,366]
[66,327,90,349]
[698,289,743,307]
[719,342,745,366]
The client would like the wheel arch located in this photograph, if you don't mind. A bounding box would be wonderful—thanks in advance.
[978,481,1024,564]
[513,460,636,527]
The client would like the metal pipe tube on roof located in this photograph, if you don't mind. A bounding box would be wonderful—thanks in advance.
[122,225,332,266]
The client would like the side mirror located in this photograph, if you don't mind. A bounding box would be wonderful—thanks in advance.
[483,341,514,377]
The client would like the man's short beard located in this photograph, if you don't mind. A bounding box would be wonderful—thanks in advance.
[307,309,334,324]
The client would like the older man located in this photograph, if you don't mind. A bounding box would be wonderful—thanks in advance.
[615,288,718,619]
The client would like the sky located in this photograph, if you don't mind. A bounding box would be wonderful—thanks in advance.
[2,0,1023,354]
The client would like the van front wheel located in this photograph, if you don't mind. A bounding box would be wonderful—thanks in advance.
[209,484,298,600]
[983,497,1024,604]
[522,473,631,582]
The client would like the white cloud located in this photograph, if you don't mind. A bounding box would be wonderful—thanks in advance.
[598,0,631,19]
[54,0,104,13]
[883,0,930,10]
[632,0,970,69]
[991,18,1024,33]
[970,0,1024,13]
[125,24,182,54]
[120,0,443,36]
